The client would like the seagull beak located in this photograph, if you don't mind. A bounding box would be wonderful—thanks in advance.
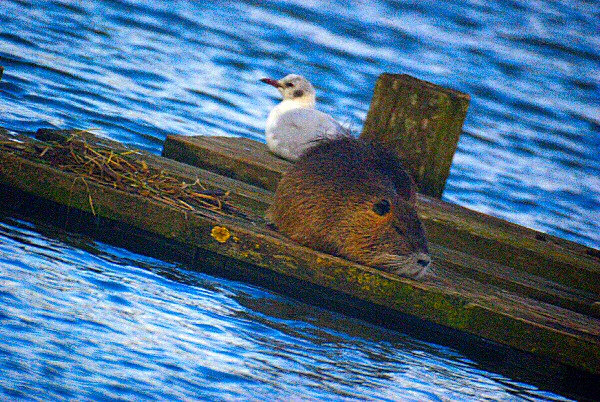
[260,78,282,88]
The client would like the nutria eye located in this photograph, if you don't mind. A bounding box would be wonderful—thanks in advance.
[286,82,294,87]
[373,199,391,216]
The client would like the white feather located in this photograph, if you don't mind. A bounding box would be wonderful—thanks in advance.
[263,75,346,161]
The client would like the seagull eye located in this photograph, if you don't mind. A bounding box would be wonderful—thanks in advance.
[285,82,294,87]
[373,199,391,216]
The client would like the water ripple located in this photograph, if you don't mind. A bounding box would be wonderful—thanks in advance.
[0,0,597,397]
[0,217,573,399]
[0,0,597,247]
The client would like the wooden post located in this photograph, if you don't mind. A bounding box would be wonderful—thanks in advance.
[360,74,470,198]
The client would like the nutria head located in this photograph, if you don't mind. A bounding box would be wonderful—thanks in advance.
[266,136,431,278]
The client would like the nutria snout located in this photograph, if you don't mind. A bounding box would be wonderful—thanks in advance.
[266,136,431,278]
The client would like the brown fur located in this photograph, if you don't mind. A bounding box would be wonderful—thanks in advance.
[266,136,431,278]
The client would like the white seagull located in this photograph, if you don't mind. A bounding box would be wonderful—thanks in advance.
[261,74,346,161]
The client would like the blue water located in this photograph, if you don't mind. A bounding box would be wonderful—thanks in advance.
[0,0,598,399]
[0,216,569,400]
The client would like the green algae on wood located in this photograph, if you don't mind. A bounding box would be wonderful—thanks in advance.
[1,129,600,375]
[360,73,470,199]
[161,135,600,296]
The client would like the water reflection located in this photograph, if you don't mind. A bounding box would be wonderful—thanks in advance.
[0,0,598,247]
[0,216,573,399]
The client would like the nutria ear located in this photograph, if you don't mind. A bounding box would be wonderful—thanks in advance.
[392,169,417,204]
[372,146,417,204]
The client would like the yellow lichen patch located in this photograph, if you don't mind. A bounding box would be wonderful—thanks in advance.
[211,226,231,243]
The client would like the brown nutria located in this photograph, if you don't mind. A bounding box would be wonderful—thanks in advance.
[266,136,431,278]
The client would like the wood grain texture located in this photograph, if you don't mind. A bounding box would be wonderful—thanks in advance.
[162,134,600,296]
[0,128,599,375]
[360,73,470,198]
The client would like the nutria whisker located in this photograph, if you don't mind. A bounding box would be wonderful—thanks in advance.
[371,253,432,279]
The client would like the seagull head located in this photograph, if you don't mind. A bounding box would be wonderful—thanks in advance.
[260,74,316,106]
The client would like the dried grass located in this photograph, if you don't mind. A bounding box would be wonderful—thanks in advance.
[1,131,243,218]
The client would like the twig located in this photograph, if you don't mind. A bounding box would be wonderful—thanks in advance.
[0,132,242,218]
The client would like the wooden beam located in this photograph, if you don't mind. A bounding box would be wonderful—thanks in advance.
[48,130,600,317]
[35,129,273,216]
[360,74,470,198]
[163,135,287,191]
[1,129,600,375]
[54,130,598,317]
[162,134,600,296]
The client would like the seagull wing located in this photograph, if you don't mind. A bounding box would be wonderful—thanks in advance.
[269,108,346,160]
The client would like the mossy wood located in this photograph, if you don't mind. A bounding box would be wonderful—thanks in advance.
[360,73,470,198]
[30,131,600,319]
[1,129,600,375]
[163,134,600,296]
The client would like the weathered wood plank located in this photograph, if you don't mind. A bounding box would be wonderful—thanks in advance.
[162,135,600,318]
[163,135,288,191]
[65,131,600,317]
[1,129,599,375]
[34,130,600,318]
[432,244,600,318]
[162,134,600,296]
[360,74,470,198]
